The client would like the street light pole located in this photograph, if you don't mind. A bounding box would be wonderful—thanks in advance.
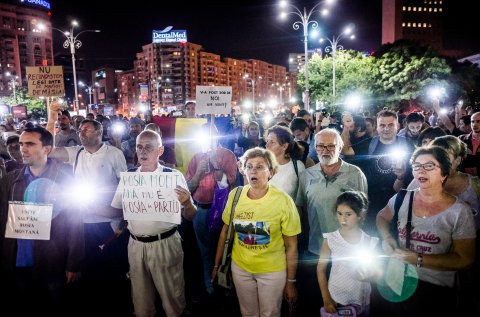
[279,0,334,111]
[320,27,355,101]
[244,74,262,113]
[52,21,100,112]
[5,72,18,104]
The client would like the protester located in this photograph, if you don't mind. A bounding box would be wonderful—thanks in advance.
[47,101,130,316]
[295,128,368,316]
[212,147,301,317]
[265,124,306,199]
[376,146,476,317]
[186,123,237,296]
[0,127,83,316]
[318,191,379,316]
[111,130,196,317]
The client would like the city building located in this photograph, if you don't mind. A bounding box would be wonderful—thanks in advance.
[131,38,295,115]
[0,0,53,97]
[382,0,444,51]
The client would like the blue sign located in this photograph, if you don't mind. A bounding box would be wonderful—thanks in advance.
[152,26,187,43]
[20,0,51,10]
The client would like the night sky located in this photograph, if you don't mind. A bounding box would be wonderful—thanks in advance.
[47,0,479,71]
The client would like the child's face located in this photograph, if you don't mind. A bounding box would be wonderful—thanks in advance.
[336,203,361,228]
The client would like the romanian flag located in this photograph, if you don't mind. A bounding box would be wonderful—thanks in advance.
[153,116,234,174]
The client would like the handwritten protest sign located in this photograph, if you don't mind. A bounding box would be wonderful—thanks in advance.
[25,66,65,97]
[5,201,53,240]
[196,85,232,115]
[117,171,184,224]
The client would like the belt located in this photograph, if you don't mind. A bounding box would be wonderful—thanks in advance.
[195,202,212,209]
[130,227,177,243]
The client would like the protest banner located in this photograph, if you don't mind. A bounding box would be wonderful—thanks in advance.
[117,171,185,224]
[5,201,53,240]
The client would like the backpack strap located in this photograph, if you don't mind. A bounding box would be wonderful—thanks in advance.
[292,159,298,178]
[73,147,85,174]
[390,189,408,240]
[472,176,480,203]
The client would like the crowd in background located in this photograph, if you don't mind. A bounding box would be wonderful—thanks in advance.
[0,100,479,317]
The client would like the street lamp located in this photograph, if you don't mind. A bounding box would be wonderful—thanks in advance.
[320,25,355,100]
[52,20,100,112]
[279,0,335,111]
[79,81,98,106]
[5,72,19,104]
[243,74,262,113]
[277,83,285,107]
[152,76,162,108]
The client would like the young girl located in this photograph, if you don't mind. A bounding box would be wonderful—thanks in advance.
[317,191,379,317]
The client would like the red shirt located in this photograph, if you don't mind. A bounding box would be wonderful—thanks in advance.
[186,147,237,204]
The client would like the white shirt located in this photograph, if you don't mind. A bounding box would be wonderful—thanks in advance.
[65,144,127,223]
[269,159,305,199]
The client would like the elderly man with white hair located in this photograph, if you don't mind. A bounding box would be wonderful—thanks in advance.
[295,128,368,316]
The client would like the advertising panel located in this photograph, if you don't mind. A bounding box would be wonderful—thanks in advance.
[153,26,187,43]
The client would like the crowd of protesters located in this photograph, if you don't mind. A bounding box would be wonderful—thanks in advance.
[0,99,479,317]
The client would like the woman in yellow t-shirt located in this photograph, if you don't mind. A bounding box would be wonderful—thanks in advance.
[212,147,301,317]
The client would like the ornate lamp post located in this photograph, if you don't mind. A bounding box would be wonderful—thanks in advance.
[279,0,335,111]
[52,21,100,112]
[320,26,355,100]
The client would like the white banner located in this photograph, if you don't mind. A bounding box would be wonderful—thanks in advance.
[117,172,184,224]
[195,86,232,115]
[5,201,53,240]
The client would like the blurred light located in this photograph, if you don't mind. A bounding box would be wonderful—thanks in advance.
[263,113,273,125]
[428,86,445,99]
[356,248,374,267]
[345,93,362,110]
[112,123,125,134]
[242,113,250,124]
[439,108,448,115]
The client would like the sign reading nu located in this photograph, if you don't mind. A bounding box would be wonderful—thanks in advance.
[153,26,187,43]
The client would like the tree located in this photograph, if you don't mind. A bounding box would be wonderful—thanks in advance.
[372,43,452,112]
[0,87,47,119]
[299,50,376,112]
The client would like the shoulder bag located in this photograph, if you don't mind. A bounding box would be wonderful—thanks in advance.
[217,186,243,289]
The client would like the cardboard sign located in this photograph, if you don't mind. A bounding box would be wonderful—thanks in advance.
[25,66,65,97]
[5,201,53,240]
[195,86,232,115]
[117,172,184,224]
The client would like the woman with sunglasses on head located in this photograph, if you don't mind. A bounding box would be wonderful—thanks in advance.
[265,125,306,199]
[376,146,476,317]
[407,136,480,314]
[212,147,301,317]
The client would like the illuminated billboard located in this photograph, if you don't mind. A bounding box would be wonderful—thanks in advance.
[152,26,187,43]
[20,0,51,10]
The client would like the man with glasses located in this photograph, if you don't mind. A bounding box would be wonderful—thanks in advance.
[295,128,367,316]
[111,130,196,317]
[46,102,130,316]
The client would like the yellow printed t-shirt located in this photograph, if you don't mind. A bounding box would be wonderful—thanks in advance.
[222,185,301,274]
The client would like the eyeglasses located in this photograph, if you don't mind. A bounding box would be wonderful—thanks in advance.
[136,144,156,153]
[245,165,269,172]
[411,162,439,171]
[315,144,337,151]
